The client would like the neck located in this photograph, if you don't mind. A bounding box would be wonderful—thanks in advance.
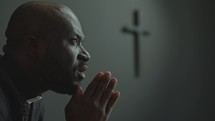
[2,54,49,100]
[13,76,48,100]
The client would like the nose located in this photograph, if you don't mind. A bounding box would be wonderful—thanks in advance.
[78,47,90,62]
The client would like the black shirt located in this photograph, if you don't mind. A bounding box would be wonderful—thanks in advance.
[0,55,45,121]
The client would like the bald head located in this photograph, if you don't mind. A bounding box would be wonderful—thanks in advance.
[4,1,82,54]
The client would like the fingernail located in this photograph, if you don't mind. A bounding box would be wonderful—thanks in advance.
[115,91,120,97]
[97,72,104,76]
[111,78,117,83]
[105,71,111,76]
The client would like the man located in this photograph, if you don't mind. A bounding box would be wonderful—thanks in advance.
[0,1,120,121]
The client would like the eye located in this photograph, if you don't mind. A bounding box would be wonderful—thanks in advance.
[73,38,78,43]
[69,38,79,45]
[68,35,82,45]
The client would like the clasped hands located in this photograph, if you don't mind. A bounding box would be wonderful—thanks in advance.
[65,71,120,121]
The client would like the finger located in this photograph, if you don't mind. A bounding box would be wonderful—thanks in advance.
[65,87,84,111]
[84,72,104,97]
[106,91,120,115]
[92,71,111,101]
[73,87,84,99]
[100,78,117,107]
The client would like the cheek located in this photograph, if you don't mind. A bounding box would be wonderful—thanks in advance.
[61,46,79,69]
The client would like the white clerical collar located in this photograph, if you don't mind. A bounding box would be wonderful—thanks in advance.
[26,96,42,104]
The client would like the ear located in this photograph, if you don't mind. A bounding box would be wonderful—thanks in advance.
[24,36,45,59]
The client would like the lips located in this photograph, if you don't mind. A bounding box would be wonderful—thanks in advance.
[77,65,88,79]
[78,65,88,72]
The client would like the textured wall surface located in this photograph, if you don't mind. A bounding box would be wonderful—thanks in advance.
[0,0,214,121]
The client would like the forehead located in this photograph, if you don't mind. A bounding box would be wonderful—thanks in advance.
[58,7,85,39]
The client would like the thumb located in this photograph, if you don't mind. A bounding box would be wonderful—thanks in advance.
[72,86,84,99]
[66,87,84,108]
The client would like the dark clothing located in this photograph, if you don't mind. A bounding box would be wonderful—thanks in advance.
[0,55,45,121]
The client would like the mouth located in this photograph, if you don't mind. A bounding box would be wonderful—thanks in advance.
[77,65,88,80]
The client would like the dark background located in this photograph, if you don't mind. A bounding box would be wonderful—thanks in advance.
[0,0,214,121]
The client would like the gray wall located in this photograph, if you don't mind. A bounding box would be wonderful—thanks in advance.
[0,0,214,121]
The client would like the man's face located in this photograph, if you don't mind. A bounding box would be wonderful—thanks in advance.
[42,8,90,95]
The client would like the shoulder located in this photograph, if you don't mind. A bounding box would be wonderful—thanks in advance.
[0,87,10,109]
[0,58,10,111]
[31,99,45,121]
[0,87,10,120]
[0,58,12,120]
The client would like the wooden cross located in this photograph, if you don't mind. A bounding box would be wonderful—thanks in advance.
[122,9,149,77]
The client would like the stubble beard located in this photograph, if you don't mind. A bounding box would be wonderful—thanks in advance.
[41,58,78,95]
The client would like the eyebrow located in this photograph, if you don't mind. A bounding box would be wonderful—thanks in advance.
[75,34,85,42]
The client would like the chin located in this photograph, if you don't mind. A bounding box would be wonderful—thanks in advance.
[50,77,80,95]
[49,71,84,95]
[51,83,79,95]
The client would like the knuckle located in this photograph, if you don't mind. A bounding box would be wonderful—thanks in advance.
[103,93,112,99]
[97,86,103,92]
